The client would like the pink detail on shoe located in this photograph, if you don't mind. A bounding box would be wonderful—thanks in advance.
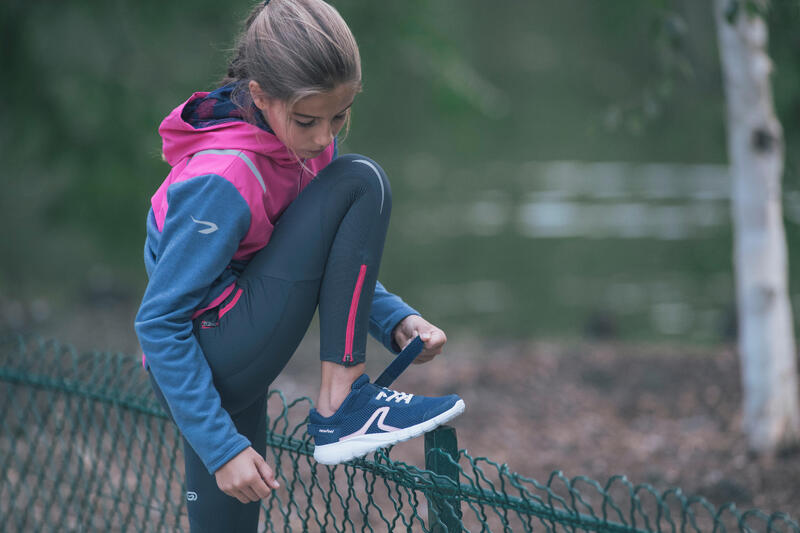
[343,264,367,363]
[339,406,400,441]
[218,287,243,319]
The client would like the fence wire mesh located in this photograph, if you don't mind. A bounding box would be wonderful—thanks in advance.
[1,335,797,532]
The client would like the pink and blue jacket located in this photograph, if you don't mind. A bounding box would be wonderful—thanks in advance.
[134,85,417,473]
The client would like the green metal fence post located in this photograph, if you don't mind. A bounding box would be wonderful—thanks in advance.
[425,425,462,532]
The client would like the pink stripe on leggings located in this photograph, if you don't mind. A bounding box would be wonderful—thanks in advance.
[344,265,367,363]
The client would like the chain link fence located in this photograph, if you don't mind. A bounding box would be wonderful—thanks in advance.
[1,335,797,532]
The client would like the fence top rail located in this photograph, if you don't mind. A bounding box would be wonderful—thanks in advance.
[1,334,797,533]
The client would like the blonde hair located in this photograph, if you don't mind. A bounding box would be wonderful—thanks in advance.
[224,0,362,123]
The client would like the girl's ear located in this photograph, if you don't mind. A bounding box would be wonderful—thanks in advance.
[249,80,270,111]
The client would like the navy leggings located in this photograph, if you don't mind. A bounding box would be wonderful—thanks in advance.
[149,154,392,532]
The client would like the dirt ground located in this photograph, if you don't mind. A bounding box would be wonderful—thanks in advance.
[4,296,799,519]
[274,335,800,519]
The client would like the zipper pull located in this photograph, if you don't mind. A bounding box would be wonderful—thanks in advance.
[298,159,306,194]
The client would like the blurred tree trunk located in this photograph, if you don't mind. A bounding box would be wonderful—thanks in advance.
[714,0,800,454]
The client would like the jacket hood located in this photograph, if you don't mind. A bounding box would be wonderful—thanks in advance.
[159,83,302,167]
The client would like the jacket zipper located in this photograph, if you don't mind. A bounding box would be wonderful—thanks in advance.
[298,159,305,195]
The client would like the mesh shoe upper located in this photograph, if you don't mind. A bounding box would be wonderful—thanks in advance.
[308,374,461,446]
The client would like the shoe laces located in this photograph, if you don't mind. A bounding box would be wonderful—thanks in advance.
[375,387,414,405]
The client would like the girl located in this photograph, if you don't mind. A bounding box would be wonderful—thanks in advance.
[134,0,464,530]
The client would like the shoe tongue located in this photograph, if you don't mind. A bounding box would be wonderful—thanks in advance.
[351,374,371,391]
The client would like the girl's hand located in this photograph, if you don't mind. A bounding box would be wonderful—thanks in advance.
[214,447,280,503]
[392,314,447,364]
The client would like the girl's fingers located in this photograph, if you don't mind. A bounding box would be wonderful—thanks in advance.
[232,489,250,504]
[241,486,260,502]
[410,324,446,362]
[392,315,448,356]
[250,478,270,500]
[422,329,446,349]
[214,449,281,503]
[255,456,280,490]
[249,483,267,501]
[228,478,268,502]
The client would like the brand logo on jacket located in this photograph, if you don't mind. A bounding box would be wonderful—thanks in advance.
[191,216,219,234]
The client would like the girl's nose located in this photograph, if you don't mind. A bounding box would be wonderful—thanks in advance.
[314,125,334,147]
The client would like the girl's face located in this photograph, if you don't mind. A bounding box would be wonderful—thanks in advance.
[250,81,357,160]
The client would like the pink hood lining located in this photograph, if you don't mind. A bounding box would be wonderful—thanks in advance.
[159,91,330,169]
[153,90,335,262]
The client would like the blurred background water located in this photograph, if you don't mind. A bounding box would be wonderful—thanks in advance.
[2,0,799,351]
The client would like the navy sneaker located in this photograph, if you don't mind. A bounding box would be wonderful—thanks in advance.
[308,374,465,464]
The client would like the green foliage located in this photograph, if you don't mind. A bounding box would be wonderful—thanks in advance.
[601,9,694,137]
[1,0,244,266]
[768,0,800,186]
[725,0,770,24]
[1,0,743,261]
[2,0,799,340]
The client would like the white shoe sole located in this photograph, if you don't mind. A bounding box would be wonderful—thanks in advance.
[313,399,466,465]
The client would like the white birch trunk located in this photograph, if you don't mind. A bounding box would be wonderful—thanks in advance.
[714,0,800,453]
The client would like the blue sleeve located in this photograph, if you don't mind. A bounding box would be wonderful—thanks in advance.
[134,175,252,474]
[368,281,419,353]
